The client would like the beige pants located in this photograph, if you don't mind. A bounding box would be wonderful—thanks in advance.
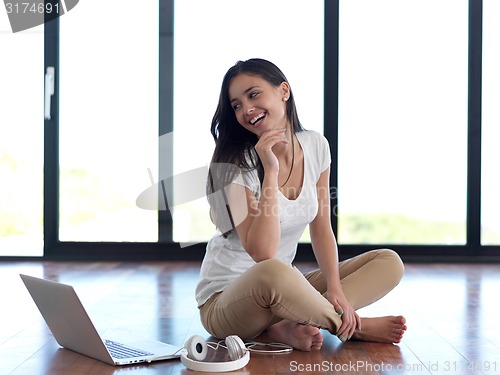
[199,249,404,340]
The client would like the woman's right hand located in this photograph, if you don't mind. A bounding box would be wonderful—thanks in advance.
[237,127,287,261]
[254,128,288,175]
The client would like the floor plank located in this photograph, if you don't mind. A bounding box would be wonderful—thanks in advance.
[1,261,500,374]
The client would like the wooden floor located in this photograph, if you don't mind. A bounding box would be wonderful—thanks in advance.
[1,261,500,375]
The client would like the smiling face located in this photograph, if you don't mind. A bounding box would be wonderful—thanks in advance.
[228,73,290,137]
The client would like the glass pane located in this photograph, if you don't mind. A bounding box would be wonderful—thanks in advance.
[173,0,324,244]
[0,17,43,256]
[59,0,159,242]
[481,0,500,245]
[338,0,468,244]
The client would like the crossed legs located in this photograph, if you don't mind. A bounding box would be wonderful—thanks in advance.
[199,249,406,350]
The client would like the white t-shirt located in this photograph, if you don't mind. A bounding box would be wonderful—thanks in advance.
[195,130,331,306]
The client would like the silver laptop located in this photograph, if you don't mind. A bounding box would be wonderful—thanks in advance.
[20,274,182,366]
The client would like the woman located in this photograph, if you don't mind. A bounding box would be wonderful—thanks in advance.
[195,58,406,351]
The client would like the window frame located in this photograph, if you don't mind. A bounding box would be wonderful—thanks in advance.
[3,0,498,262]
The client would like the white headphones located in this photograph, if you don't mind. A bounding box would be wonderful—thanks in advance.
[180,335,250,373]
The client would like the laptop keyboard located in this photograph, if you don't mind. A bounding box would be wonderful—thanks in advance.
[105,340,153,359]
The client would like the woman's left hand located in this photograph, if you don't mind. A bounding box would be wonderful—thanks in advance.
[325,290,361,342]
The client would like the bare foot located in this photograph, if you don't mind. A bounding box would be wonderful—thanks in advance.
[267,320,323,351]
[351,316,407,344]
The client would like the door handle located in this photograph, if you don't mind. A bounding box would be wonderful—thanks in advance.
[44,66,55,120]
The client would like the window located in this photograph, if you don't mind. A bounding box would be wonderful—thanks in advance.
[481,0,500,245]
[58,0,159,242]
[338,0,468,244]
[0,14,43,256]
[2,0,496,261]
[172,0,324,243]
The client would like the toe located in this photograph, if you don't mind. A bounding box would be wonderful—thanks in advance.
[304,326,320,335]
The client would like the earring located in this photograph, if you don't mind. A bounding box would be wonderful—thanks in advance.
[283,97,288,102]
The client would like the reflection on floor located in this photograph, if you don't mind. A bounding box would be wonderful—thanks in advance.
[1,261,499,374]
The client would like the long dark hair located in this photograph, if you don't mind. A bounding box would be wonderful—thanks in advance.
[207,58,304,234]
